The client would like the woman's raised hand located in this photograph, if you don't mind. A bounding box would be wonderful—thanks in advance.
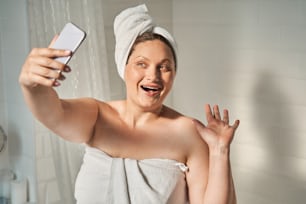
[194,104,239,153]
[19,35,71,88]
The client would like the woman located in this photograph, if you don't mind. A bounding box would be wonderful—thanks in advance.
[19,4,239,204]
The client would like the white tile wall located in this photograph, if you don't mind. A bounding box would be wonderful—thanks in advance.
[173,0,306,203]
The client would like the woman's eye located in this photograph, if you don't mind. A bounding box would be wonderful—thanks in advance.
[159,64,172,72]
[136,62,147,68]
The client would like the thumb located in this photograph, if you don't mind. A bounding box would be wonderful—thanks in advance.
[48,34,59,48]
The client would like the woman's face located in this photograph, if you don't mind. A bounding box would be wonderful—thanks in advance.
[124,39,176,110]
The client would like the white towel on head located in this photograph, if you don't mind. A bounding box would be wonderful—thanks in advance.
[114,4,177,80]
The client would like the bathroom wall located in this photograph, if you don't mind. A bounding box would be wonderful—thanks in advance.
[172,0,306,203]
[0,0,37,202]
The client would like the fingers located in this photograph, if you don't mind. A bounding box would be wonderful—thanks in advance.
[31,65,63,80]
[28,55,71,76]
[20,47,72,88]
[33,56,63,71]
[205,104,214,122]
[29,73,57,87]
[232,119,240,130]
[223,109,229,124]
[205,104,222,121]
[21,65,67,88]
[205,104,239,127]
[48,35,59,48]
[31,47,71,58]
[213,105,221,120]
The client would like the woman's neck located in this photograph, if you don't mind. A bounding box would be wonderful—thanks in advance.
[122,100,164,128]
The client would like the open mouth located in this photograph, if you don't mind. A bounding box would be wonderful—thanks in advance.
[140,85,162,93]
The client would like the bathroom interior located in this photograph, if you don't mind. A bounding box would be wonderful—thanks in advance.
[0,0,306,203]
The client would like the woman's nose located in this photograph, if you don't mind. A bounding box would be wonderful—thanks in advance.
[146,66,161,80]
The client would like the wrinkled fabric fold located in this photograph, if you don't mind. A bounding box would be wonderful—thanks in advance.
[114,4,177,80]
[74,145,188,204]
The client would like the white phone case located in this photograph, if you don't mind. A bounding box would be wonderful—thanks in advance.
[51,22,86,64]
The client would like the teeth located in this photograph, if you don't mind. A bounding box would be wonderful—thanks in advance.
[141,85,159,91]
[146,86,158,90]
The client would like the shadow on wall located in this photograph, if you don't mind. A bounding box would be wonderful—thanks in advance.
[251,70,305,204]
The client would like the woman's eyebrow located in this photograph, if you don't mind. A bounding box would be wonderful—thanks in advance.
[159,59,174,65]
[133,56,173,64]
[160,59,171,62]
[134,56,148,60]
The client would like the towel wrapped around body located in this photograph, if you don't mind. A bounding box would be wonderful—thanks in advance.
[74,145,189,204]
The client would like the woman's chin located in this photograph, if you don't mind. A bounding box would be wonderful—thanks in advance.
[138,97,164,109]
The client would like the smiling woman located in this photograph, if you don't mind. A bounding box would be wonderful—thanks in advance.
[19,3,238,204]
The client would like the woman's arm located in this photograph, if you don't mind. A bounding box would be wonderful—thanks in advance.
[188,104,239,204]
[19,37,99,143]
[203,144,236,204]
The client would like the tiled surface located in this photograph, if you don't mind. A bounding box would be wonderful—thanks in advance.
[173,0,306,203]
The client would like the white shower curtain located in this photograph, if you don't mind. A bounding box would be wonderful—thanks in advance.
[27,0,110,203]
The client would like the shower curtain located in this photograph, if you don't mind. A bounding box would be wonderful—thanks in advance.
[27,0,110,203]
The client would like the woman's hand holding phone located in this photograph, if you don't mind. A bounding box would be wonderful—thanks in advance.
[19,23,86,88]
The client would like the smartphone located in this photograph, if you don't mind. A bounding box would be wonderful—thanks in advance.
[51,22,86,64]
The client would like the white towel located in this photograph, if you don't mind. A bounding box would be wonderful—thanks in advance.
[114,4,177,80]
[74,145,188,204]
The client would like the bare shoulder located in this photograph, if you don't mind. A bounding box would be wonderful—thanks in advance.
[162,105,208,155]
[161,105,191,124]
[162,106,203,139]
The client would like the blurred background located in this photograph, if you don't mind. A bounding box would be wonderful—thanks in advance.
[0,0,305,203]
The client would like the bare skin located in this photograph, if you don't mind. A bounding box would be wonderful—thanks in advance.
[19,37,239,204]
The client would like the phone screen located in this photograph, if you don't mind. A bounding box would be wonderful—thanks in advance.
[51,22,86,64]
